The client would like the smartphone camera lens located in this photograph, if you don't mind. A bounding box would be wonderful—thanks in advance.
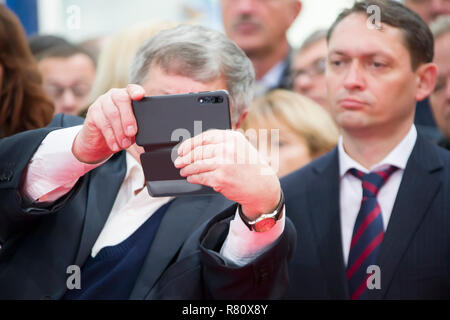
[199,96,221,104]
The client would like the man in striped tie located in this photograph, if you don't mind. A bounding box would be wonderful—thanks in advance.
[283,0,450,299]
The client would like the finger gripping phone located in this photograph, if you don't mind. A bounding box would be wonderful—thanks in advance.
[132,90,231,197]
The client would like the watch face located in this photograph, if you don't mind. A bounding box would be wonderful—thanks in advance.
[254,218,276,233]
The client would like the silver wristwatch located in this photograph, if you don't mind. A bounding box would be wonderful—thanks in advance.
[238,190,285,232]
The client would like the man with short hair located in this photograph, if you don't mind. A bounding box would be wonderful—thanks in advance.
[220,0,302,97]
[28,34,70,57]
[291,29,329,110]
[0,25,294,299]
[430,16,450,150]
[37,43,96,116]
[283,0,450,299]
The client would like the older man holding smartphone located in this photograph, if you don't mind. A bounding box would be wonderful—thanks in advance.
[0,25,295,300]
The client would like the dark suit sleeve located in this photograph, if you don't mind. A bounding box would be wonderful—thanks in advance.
[149,205,296,300]
[198,206,297,299]
[0,114,84,247]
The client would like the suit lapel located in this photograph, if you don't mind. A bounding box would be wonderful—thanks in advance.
[371,136,444,299]
[308,149,349,299]
[74,152,127,266]
[129,195,231,299]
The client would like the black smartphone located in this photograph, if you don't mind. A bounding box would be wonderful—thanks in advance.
[132,90,231,197]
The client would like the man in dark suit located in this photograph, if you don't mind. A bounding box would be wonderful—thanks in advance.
[282,0,450,299]
[0,25,295,299]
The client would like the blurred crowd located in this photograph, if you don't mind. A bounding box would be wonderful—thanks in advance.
[1,0,450,301]
[1,0,449,175]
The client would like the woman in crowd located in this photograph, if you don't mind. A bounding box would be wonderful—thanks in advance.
[0,5,53,138]
[242,89,339,177]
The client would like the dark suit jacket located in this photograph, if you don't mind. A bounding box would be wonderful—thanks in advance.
[415,98,444,145]
[0,114,296,300]
[271,52,292,92]
[439,138,450,151]
[282,134,450,299]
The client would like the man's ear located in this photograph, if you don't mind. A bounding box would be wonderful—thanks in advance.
[234,110,248,130]
[288,0,302,26]
[415,62,438,101]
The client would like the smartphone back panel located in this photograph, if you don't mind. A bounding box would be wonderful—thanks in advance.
[132,91,231,197]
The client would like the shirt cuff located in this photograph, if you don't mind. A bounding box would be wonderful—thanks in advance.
[219,206,285,267]
[22,125,105,202]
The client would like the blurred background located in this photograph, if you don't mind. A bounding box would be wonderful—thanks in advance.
[2,0,447,173]
[0,0,354,48]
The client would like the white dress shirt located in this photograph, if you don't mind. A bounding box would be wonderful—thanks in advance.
[22,126,285,266]
[339,125,417,265]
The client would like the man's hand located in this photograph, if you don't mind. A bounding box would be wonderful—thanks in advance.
[72,84,145,164]
[175,130,281,221]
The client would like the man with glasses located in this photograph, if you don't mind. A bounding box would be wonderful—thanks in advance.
[430,15,450,150]
[404,0,450,142]
[291,29,329,111]
[37,42,96,116]
[0,24,294,300]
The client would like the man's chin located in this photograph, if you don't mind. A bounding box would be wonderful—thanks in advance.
[232,36,265,54]
[336,114,370,133]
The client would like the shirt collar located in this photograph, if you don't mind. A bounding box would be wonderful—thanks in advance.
[338,125,417,177]
[124,151,175,203]
[125,151,146,194]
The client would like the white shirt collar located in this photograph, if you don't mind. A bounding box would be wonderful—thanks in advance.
[124,151,175,203]
[124,151,146,194]
[338,125,418,177]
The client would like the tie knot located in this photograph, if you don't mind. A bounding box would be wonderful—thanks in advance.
[349,165,398,197]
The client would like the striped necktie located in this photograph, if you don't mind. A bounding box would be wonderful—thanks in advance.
[346,165,398,300]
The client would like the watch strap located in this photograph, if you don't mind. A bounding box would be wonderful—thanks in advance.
[238,189,285,232]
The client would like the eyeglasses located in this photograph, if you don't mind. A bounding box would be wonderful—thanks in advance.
[291,57,326,81]
[43,83,91,100]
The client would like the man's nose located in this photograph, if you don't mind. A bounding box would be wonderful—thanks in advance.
[343,61,366,91]
[235,0,255,14]
[59,89,78,112]
[295,74,314,93]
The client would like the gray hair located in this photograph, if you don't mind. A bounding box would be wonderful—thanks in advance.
[130,24,255,124]
[292,29,327,67]
[430,15,450,40]
[297,29,328,53]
